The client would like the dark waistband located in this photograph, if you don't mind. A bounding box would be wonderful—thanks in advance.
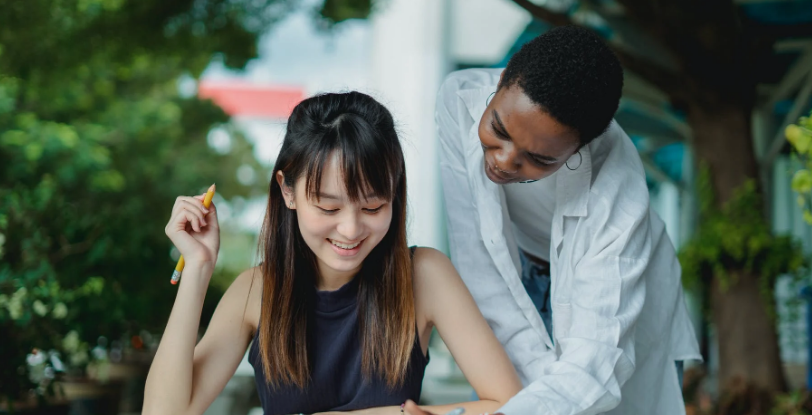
[521,249,550,269]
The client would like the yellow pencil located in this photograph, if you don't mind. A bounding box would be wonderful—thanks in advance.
[171,184,216,285]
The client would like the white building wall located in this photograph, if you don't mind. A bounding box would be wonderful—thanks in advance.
[369,0,452,252]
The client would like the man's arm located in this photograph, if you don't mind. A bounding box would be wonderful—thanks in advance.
[498,198,651,414]
[435,73,556,387]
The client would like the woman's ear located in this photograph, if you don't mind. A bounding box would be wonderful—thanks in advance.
[276,170,295,209]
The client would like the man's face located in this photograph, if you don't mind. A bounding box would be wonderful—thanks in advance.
[477,85,581,184]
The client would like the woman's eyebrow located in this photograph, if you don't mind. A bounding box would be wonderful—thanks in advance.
[317,191,381,200]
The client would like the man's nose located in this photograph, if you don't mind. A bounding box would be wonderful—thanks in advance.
[494,142,519,173]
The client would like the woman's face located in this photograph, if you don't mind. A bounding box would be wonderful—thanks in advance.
[477,85,581,184]
[278,152,393,283]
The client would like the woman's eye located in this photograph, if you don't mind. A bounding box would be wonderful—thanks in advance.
[318,207,339,213]
[363,205,385,213]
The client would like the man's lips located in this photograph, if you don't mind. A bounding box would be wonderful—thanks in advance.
[485,161,515,183]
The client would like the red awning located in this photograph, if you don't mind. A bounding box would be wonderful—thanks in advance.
[198,80,304,118]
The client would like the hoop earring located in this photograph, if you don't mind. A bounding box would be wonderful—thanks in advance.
[519,179,539,184]
[566,151,583,171]
[486,91,496,106]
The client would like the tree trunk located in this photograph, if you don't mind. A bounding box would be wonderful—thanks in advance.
[711,271,786,392]
[688,103,788,394]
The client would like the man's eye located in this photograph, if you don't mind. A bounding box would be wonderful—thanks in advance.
[530,157,553,167]
[491,122,510,141]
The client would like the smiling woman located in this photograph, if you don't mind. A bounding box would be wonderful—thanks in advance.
[142,91,522,415]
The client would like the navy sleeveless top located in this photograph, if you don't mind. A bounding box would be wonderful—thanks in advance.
[248,259,429,414]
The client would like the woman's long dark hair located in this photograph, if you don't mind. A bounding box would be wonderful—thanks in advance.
[257,91,413,390]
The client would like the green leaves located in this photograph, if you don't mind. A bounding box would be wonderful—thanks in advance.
[679,167,808,315]
[792,169,812,194]
[786,111,812,225]
[786,124,812,155]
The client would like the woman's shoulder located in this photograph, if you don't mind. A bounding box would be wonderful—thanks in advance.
[412,245,448,267]
[411,247,459,291]
[230,265,263,291]
[410,247,478,326]
[221,265,263,330]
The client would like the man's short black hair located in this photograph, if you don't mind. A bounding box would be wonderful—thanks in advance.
[499,25,624,147]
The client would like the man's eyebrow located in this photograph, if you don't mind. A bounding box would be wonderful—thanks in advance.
[492,110,558,162]
[529,152,558,162]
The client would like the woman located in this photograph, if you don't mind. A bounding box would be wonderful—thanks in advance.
[142,91,522,415]
[432,26,701,415]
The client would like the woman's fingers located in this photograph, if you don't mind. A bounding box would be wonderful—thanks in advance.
[178,209,203,233]
[171,197,209,224]
[178,200,208,226]
[164,192,220,265]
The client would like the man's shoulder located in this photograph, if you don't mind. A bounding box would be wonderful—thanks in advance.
[584,121,651,227]
[439,68,503,96]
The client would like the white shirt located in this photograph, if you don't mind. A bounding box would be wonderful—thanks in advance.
[504,176,557,262]
[436,68,701,415]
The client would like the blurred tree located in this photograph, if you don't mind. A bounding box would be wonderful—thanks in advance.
[0,0,298,404]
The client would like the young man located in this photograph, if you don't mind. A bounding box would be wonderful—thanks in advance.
[430,26,700,414]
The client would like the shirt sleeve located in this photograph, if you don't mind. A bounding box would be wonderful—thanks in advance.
[435,73,557,389]
[499,196,650,415]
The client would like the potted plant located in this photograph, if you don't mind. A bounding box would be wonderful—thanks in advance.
[0,278,102,413]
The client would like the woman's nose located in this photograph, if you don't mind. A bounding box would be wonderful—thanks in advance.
[336,213,363,241]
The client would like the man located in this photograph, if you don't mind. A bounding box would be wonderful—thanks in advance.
[413,26,700,415]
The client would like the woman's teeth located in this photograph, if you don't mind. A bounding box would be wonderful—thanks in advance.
[330,239,361,250]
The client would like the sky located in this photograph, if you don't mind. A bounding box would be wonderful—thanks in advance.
[200,4,374,233]
[203,5,372,93]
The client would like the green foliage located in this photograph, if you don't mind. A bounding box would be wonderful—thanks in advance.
[771,391,812,415]
[786,111,812,224]
[679,167,807,312]
[317,0,373,27]
[0,0,294,403]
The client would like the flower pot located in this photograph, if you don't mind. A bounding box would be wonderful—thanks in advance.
[87,362,148,413]
[0,400,70,415]
[58,378,122,415]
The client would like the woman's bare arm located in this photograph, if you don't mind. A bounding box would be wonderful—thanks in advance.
[143,264,260,415]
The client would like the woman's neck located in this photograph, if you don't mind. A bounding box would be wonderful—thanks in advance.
[315,261,361,291]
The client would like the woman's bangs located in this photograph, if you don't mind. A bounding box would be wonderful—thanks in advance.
[303,116,401,204]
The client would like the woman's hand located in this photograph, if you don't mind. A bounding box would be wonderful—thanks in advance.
[164,193,220,267]
[404,401,504,415]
